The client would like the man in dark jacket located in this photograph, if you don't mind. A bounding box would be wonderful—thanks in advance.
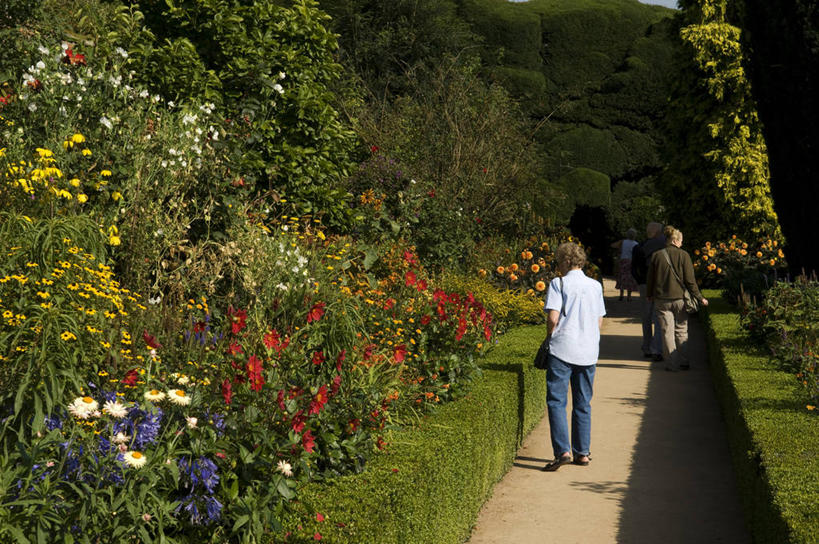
[646,226,709,371]
[634,222,666,360]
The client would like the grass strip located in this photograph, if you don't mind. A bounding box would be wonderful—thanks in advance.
[277,325,547,543]
[700,291,819,543]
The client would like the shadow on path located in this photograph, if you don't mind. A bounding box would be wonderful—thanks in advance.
[605,295,750,544]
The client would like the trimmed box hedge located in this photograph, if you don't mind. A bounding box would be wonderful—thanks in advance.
[700,291,819,543]
[277,325,547,543]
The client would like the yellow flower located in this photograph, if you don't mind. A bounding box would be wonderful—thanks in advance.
[109,235,121,246]
[61,331,77,341]
[69,178,81,187]
[101,170,112,177]
[111,191,122,201]
[35,148,54,158]
[71,133,85,143]
[81,149,92,156]
[77,193,88,203]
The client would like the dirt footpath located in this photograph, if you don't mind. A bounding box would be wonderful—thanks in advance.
[466,279,750,544]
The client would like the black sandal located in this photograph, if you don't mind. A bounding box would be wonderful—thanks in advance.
[573,454,591,466]
[542,455,572,472]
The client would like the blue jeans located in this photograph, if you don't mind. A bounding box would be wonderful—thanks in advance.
[546,354,596,458]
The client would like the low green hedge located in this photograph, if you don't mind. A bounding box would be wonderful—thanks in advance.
[276,325,547,543]
[700,291,819,543]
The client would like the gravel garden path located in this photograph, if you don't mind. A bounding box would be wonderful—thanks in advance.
[467,278,750,544]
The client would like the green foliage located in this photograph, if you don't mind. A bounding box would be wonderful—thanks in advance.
[660,0,780,247]
[559,167,611,208]
[692,235,786,300]
[126,0,358,226]
[739,277,819,406]
[277,325,547,543]
[350,56,555,265]
[702,294,819,543]
[438,273,544,334]
[317,0,481,96]
[606,178,667,241]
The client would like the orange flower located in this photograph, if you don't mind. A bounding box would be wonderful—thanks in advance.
[756,251,763,258]
[531,264,540,273]
[510,263,519,272]
[478,269,487,278]
[769,259,776,266]
[509,273,518,282]
[535,281,546,291]
[496,266,505,275]
[740,249,747,256]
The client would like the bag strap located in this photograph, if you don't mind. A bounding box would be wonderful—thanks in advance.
[559,276,566,317]
[661,249,687,291]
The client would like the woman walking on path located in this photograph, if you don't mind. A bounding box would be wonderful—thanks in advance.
[611,228,640,301]
[542,242,607,471]
[646,226,709,372]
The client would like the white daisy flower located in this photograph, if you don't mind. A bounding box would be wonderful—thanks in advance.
[67,396,98,419]
[113,431,130,444]
[123,451,147,468]
[167,389,191,406]
[185,416,198,429]
[277,460,293,477]
[176,375,190,385]
[144,389,166,402]
[100,116,113,130]
[103,400,128,418]
[115,47,128,58]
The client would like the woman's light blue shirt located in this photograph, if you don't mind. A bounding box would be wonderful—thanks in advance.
[545,269,606,366]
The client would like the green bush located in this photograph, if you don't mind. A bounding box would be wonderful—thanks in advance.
[701,292,819,543]
[276,325,547,543]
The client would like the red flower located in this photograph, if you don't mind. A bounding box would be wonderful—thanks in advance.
[26,79,42,91]
[247,355,264,392]
[307,302,326,324]
[121,369,139,386]
[369,145,379,153]
[221,379,233,405]
[314,533,322,541]
[420,315,431,326]
[383,298,395,310]
[316,513,325,522]
[336,349,346,371]
[416,279,428,292]
[484,325,492,341]
[277,389,286,411]
[393,344,408,363]
[309,385,329,415]
[427,189,436,198]
[347,418,360,433]
[226,342,243,356]
[402,250,418,266]
[482,167,488,173]
[404,270,416,287]
[63,47,86,66]
[264,329,288,354]
[193,321,207,333]
[312,350,326,366]
[227,306,247,334]
[330,374,342,396]
[363,344,375,361]
[142,330,161,349]
[291,411,306,433]
[432,289,447,303]
[302,430,316,453]
[456,318,467,341]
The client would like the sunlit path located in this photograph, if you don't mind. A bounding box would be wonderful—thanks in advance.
[467,278,749,544]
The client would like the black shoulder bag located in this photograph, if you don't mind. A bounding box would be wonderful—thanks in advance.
[533,277,565,370]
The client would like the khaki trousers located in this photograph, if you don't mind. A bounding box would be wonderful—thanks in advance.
[654,299,689,370]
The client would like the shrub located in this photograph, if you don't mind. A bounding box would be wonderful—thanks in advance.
[702,293,819,543]
[739,277,819,408]
[692,234,787,301]
[276,325,547,543]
